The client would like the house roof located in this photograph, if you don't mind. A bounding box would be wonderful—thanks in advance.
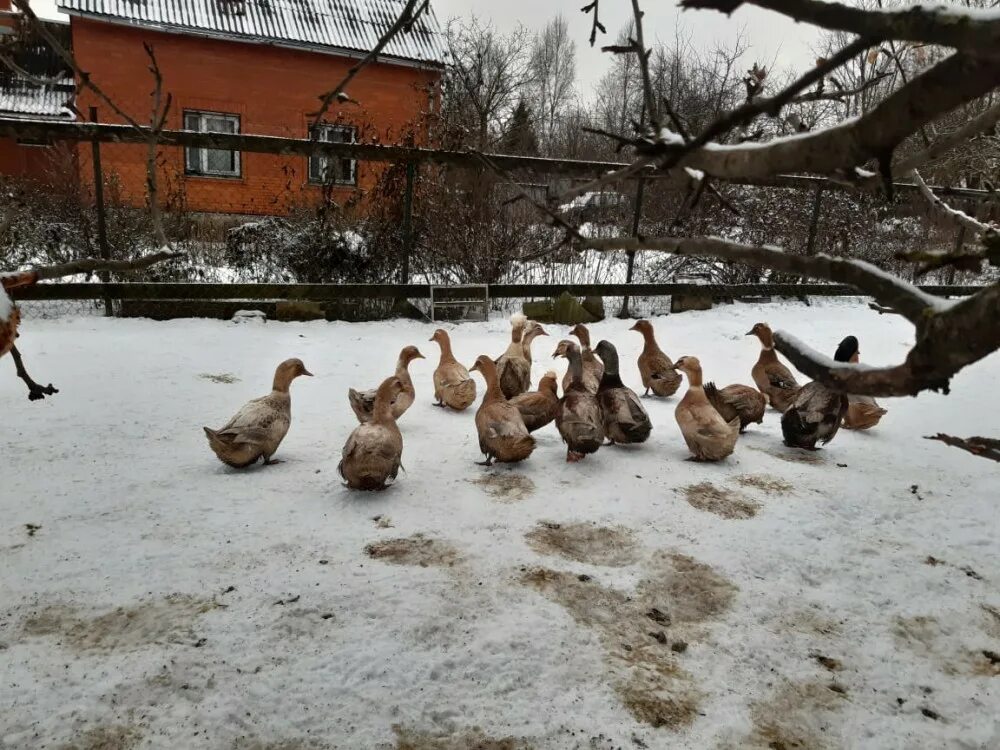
[0,76,75,119]
[56,0,447,67]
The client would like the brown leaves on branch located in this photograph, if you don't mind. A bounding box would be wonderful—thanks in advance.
[925,434,1000,463]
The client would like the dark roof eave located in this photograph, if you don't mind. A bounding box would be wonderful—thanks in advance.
[62,10,447,70]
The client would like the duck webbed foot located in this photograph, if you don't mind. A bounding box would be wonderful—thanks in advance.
[263,457,284,465]
[10,346,59,401]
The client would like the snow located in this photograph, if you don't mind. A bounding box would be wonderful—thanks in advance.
[2,299,998,748]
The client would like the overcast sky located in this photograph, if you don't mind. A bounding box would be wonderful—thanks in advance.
[31,0,821,91]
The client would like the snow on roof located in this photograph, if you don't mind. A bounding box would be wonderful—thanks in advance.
[0,76,75,119]
[56,0,447,66]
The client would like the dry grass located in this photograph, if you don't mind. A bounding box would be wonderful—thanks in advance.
[680,482,760,520]
[735,473,794,495]
[364,534,460,568]
[525,521,640,566]
[469,473,535,503]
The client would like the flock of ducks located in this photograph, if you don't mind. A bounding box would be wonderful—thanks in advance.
[202,314,888,490]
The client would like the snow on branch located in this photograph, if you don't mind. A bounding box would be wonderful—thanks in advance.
[583,234,1000,397]
[2,251,184,290]
[668,53,1000,181]
[911,170,996,236]
[682,0,1000,58]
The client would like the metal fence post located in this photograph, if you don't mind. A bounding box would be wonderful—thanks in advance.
[618,175,646,318]
[399,161,416,284]
[89,106,112,316]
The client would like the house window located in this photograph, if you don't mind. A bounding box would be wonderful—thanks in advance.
[309,125,357,186]
[183,110,241,178]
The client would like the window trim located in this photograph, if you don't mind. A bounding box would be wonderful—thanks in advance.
[308,124,358,187]
[183,109,242,179]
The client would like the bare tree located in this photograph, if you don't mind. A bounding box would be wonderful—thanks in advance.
[444,18,534,150]
[529,14,577,152]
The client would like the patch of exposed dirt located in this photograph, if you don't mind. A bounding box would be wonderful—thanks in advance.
[679,482,759,519]
[750,446,825,465]
[812,653,842,672]
[520,552,736,729]
[734,474,794,495]
[199,372,240,384]
[637,552,738,625]
[894,614,1000,677]
[364,534,460,568]
[392,725,529,749]
[231,741,331,750]
[469,473,535,503]
[58,725,142,750]
[525,521,640,567]
[746,680,848,749]
[22,595,218,652]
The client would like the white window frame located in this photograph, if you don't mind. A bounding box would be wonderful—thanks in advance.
[183,110,241,178]
[308,124,357,186]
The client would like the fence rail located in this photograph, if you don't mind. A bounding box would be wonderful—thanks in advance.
[10,282,986,302]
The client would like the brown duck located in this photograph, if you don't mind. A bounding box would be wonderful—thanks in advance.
[594,339,651,445]
[703,382,766,433]
[554,340,605,462]
[509,370,560,432]
[470,355,536,465]
[339,376,404,490]
[429,328,476,410]
[204,358,312,468]
[630,319,682,397]
[747,322,800,412]
[495,313,531,399]
[562,323,603,394]
[348,345,424,423]
[835,336,888,430]
[673,356,740,461]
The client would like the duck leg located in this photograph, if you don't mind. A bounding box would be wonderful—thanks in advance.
[263,457,284,465]
[10,345,58,401]
[566,449,585,463]
[475,454,494,467]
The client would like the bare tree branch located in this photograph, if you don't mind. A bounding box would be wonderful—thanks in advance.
[682,0,1000,58]
[891,99,1000,176]
[310,0,431,127]
[583,234,998,397]
[143,43,173,250]
[925,434,1000,462]
[2,252,185,289]
[911,169,996,235]
[10,0,146,133]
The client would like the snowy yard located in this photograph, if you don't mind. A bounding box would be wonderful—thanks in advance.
[1,299,998,749]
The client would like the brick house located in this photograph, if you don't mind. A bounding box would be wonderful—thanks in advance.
[0,0,445,216]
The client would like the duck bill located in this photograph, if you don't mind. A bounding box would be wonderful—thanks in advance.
[744,330,755,336]
[302,368,314,377]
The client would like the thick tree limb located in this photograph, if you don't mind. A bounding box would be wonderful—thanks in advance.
[682,0,1000,58]
[911,169,995,235]
[2,252,184,289]
[669,53,1000,180]
[310,0,431,126]
[891,100,1000,176]
[925,434,1000,462]
[584,234,999,397]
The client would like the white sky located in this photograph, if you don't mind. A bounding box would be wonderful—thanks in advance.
[29,0,821,91]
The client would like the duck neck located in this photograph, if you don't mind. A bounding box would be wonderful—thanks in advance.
[566,347,584,387]
[522,329,541,359]
[640,327,660,354]
[272,370,295,394]
[437,336,456,364]
[598,349,623,389]
[479,359,505,403]
[575,327,591,350]
[373,386,396,423]
[686,367,704,388]
[540,377,557,398]
[395,356,413,384]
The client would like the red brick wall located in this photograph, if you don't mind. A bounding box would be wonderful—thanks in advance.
[70,18,441,216]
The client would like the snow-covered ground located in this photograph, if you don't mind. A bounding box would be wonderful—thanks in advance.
[1,299,997,749]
